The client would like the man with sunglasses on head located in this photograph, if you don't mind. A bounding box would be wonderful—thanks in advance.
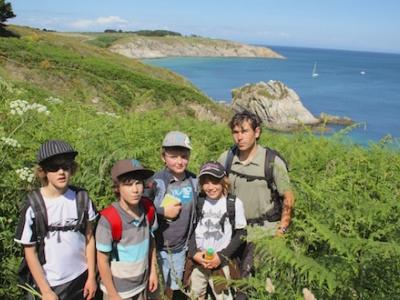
[15,140,98,300]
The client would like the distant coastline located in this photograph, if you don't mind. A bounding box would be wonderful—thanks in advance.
[107,36,284,59]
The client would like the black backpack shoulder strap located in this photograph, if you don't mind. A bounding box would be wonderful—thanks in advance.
[27,190,48,265]
[70,186,90,234]
[264,147,276,191]
[264,147,289,190]
[224,145,238,175]
[226,193,236,229]
[196,194,206,222]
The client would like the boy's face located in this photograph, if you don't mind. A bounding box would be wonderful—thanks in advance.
[162,147,190,178]
[118,179,144,206]
[42,157,74,190]
[232,120,260,152]
[201,176,223,200]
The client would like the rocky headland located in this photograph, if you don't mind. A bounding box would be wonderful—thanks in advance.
[109,36,284,59]
[231,80,353,131]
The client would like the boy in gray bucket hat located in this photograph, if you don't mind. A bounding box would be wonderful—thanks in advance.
[15,140,98,300]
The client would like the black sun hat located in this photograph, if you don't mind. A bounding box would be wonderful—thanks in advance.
[37,140,78,164]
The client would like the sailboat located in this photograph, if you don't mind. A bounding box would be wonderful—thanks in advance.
[312,62,319,78]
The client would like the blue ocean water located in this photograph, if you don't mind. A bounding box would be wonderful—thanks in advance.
[143,46,400,145]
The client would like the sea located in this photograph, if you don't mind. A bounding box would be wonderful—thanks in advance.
[143,46,400,146]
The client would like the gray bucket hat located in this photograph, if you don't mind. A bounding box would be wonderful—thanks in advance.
[37,140,78,164]
[111,159,154,182]
[162,131,192,150]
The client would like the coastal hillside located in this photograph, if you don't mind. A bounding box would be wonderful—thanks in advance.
[0,25,228,121]
[85,33,284,59]
[0,25,399,300]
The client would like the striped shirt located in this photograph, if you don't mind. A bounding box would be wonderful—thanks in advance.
[96,201,157,298]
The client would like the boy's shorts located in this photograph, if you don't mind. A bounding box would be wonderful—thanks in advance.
[157,248,186,290]
[27,269,88,300]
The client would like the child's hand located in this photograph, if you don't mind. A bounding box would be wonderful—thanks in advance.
[164,203,182,219]
[193,251,206,267]
[148,269,158,292]
[204,253,221,270]
[41,290,59,300]
[83,276,97,299]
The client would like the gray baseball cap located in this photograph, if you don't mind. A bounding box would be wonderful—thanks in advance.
[162,131,192,150]
[111,159,154,182]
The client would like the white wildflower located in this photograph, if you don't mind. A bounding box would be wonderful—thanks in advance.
[16,167,35,183]
[265,277,275,294]
[45,96,63,104]
[303,288,317,300]
[1,137,21,148]
[9,99,30,115]
[96,111,120,118]
[9,100,50,116]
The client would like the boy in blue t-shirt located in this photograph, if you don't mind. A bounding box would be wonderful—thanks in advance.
[149,131,197,299]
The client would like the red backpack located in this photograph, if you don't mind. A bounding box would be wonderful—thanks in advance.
[100,197,155,261]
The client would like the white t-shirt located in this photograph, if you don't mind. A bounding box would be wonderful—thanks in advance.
[15,188,97,286]
[195,195,246,252]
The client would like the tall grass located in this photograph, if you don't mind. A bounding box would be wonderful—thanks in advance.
[1,75,399,299]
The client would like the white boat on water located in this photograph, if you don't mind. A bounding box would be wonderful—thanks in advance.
[360,70,366,75]
[312,62,319,78]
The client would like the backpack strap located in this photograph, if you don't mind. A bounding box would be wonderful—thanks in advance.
[68,186,90,234]
[27,190,48,265]
[224,145,237,175]
[196,194,206,223]
[141,197,156,227]
[100,205,122,261]
[226,193,236,230]
[264,147,289,190]
[219,194,236,234]
[264,148,276,191]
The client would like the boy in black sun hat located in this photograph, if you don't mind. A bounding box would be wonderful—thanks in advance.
[15,140,98,300]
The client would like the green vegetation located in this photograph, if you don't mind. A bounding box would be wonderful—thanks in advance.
[132,29,182,37]
[1,26,399,299]
[86,34,124,48]
[0,26,226,117]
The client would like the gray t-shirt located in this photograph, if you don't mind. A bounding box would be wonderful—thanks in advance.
[151,169,197,251]
[218,145,291,220]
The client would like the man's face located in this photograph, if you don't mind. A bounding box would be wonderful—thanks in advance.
[232,120,260,152]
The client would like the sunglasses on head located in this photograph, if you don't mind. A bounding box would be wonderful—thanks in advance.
[42,161,74,172]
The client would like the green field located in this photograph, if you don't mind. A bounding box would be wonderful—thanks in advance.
[1,26,399,299]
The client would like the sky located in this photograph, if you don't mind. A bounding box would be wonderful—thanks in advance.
[7,0,400,54]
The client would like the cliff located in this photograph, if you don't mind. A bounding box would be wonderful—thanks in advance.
[108,36,284,59]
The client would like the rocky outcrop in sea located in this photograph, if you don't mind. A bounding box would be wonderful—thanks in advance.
[231,80,352,131]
